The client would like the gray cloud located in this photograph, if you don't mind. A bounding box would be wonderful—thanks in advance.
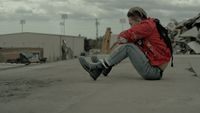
[0,0,199,22]
[0,0,199,38]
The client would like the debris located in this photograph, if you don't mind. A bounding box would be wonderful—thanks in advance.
[167,13,200,54]
[6,52,47,65]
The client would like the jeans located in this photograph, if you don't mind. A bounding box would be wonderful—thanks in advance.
[104,43,163,80]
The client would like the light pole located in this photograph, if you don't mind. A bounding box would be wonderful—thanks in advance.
[120,18,126,31]
[95,18,100,39]
[61,14,68,35]
[120,9,126,31]
[60,22,64,35]
[20,19,26,32]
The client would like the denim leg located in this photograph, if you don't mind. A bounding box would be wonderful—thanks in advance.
[105,43,162,80]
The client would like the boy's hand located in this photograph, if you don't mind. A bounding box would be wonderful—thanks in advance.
[117,37,128,44]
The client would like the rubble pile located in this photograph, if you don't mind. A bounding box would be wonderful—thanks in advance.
[167,13,200,54]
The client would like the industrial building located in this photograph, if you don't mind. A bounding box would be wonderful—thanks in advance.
[0,32,84,62]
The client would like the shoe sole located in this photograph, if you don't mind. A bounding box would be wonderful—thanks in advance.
[79,57,97,81]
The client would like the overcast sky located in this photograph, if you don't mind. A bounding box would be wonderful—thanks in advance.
[0,0,199,38]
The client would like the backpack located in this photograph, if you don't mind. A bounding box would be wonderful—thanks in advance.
[154,19,174,67]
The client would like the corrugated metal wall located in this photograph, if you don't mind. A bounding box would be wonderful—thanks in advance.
[0,33,84,62]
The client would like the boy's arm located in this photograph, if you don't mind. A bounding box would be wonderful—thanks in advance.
[117,21,153,44]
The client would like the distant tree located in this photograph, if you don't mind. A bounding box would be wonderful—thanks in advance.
[84,37,103,52]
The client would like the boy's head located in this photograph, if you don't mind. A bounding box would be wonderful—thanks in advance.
[127,7,147,26]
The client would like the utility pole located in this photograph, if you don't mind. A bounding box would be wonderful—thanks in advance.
[95,18,100,39]
[20,19,26,32]
[61,14,68,35]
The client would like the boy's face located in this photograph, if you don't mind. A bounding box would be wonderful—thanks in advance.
[128,17,140,27]
[128,17,134,26]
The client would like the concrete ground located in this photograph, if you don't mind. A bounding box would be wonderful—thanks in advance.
[0,55,200,113]
[0,63,25,71]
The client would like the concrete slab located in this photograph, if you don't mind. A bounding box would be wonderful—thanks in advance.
[189,57,200,77]
[0,55,200,113]
[180,27,199,38]
[187,41,200,53]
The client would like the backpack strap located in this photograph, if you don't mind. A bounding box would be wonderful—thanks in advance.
[171,56,174,67]
[154,18,174,67]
